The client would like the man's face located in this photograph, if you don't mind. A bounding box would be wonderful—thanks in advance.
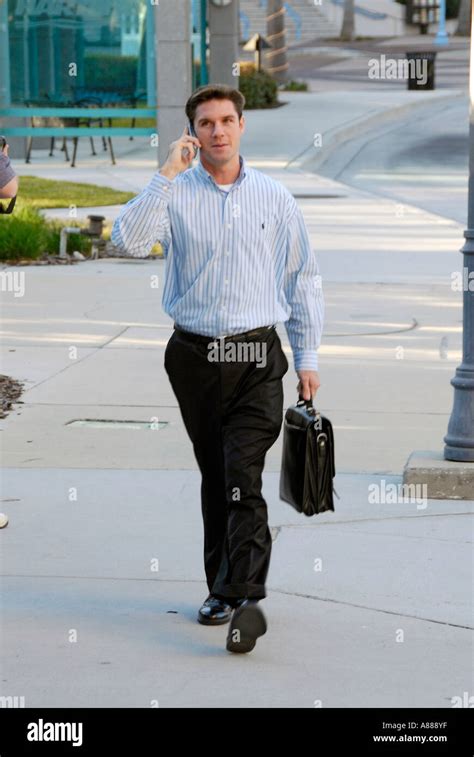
[193,99,245,167]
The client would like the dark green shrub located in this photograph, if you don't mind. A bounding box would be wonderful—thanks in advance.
[238,66,278,109]
[0,207,50,260]
[0,207,91,261]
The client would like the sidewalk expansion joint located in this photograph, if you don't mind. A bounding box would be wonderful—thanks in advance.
[270,589,473,630]
[2,574,470,630]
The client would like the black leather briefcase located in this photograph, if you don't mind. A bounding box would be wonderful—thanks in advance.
[279,395,336,516]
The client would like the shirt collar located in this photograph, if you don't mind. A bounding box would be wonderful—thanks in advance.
[195,154,247,189]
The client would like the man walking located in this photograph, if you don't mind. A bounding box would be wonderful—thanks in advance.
[112,84,324,654]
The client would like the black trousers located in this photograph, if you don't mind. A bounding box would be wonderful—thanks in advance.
[164,323,289,605]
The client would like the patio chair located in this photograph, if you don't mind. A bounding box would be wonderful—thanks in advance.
[25,100,70,163]
[70,96,116,168]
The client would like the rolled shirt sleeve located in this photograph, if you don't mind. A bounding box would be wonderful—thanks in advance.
[111,171,174,258]
[0,154,17,190]
[283,195,324,372]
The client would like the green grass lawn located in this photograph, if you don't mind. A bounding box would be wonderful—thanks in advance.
[0,203,165,261]
[16,176,135,209]
[0,177,165,261]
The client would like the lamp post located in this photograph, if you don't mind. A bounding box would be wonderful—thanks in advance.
[444,9,474,462]
[243,33,272,72]
[435,0,449,45]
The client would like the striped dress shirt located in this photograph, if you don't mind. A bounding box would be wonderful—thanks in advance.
[111,154,324,371]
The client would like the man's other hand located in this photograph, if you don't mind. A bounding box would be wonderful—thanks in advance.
[296,370,320,401]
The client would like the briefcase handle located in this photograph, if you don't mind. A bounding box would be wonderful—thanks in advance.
[297,393,316,414]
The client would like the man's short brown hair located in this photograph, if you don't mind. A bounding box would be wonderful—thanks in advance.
[185,84,245,127]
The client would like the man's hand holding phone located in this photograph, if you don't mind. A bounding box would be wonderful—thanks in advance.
[159,125,201,180]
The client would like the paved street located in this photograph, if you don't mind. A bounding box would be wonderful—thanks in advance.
[287,34,469,92]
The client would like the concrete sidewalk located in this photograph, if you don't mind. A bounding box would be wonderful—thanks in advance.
[1,86,472,707]
[1,468,472,707]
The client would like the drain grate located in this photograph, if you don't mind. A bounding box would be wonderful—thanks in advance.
[67,419,168,430]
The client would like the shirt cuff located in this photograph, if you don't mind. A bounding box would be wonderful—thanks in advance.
[293,350,319,372]
[146,171,175,202]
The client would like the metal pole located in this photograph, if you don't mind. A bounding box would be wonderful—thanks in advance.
[444,10,474,461]
[200,0,208,86]
[146,0,156,107]
[23,5,30,101]
[435,0,449,46]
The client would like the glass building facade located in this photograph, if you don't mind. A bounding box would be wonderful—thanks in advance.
[0,0,159,108]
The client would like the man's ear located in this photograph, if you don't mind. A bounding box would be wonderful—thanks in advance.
[239,115,245,134]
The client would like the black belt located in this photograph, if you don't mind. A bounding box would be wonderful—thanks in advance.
[173,323,276,345]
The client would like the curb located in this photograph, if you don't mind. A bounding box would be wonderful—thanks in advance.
[403,450,474,501]
[286,90,465,173]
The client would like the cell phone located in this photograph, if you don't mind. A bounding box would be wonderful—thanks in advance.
[0,136,7,150]
[187,120,198,158]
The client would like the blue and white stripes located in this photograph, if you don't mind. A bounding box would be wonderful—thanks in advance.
[111,155,324,371]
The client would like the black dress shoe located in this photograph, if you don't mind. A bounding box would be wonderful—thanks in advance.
[197,594,232,625]
[226,599,267,653]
